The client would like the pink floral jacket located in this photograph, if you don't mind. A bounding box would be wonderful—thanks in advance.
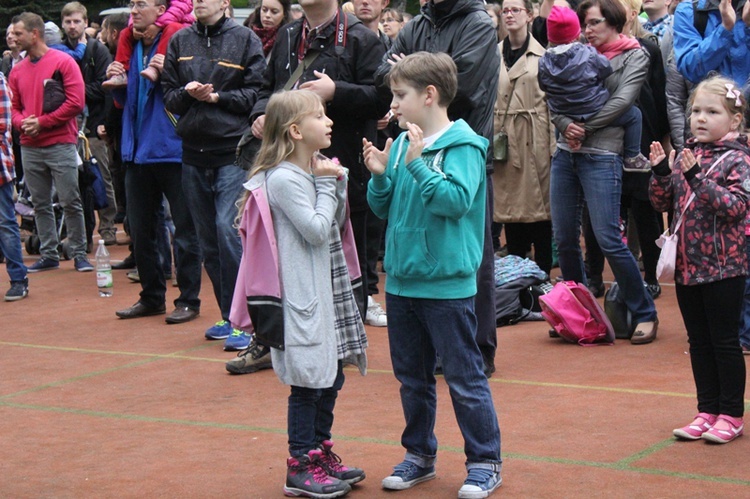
[649,136,750,285]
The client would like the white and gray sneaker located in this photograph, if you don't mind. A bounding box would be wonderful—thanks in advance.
[366,295,387,327]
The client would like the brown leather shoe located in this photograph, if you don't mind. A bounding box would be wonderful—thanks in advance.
[116,301,166,319]
[631,318,659,345]
[165,306,200,324]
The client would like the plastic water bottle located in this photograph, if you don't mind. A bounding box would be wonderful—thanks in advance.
[96,240,113,297]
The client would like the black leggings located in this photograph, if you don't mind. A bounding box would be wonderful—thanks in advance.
[676,277,746,417]
[504,221,552,275]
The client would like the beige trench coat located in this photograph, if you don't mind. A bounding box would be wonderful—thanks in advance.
[492,36,556,224]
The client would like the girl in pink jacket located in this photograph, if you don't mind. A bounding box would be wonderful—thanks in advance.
[103,0,195,88]
[649,76,750,445]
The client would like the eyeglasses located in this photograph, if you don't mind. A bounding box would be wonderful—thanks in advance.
[502,7,529,16]
[128,1,151,10]
[382,18,401,23]
[584,17,607,28]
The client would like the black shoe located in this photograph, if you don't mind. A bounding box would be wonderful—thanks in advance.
[165,306,200,324]
[483,361,496,378]
[588,280,605,298]
[116,301,166,319]
[112,255,136,270]
[549,328,560,338]
[645,282,661,299]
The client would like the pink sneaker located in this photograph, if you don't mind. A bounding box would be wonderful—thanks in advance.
[702,415,744,444]
[318,440,366,485]
[102,73,128,90]
[673,413,717,440]
[140,65,160,82]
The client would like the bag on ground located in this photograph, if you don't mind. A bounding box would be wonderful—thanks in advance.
[604,281,634,339]
[539,281,615,346]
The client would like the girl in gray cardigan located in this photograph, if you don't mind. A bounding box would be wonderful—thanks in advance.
[240,90,367,498]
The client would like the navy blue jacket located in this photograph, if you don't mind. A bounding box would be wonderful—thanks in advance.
[538,43,612,122]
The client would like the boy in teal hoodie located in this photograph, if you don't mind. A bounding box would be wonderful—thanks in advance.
[363,52,502,499]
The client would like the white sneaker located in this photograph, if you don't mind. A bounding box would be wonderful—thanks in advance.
[366,295,387,327]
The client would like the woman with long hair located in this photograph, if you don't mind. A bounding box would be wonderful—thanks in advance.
[250,0,293,59]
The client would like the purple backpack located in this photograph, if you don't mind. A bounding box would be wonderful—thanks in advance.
[539,281,615,346]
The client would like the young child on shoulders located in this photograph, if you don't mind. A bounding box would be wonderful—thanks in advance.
[649,75,750,444]
[538,5,650,172]
[363,52,503,499]
[236,90,368,498]
[102,0,195,89]
[45,21,86,62]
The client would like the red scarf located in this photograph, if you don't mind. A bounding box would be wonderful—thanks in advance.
[596,34,640,60]
[253,25,280,57]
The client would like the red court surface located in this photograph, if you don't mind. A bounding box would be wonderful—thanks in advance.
[1,234,749,497]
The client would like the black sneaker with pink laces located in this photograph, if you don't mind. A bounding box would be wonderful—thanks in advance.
[284,449,351,498]
[318,440,366,485]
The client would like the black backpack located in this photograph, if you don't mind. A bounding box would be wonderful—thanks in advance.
[604,282,634,340]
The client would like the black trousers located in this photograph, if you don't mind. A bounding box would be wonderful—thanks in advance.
[504,220,553,275]
[676,277,746,417]
[475,178,497,368]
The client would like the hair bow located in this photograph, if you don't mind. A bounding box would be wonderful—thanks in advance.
[725,84,742,107]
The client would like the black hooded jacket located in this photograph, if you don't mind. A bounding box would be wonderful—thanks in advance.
[251,10,391,211]
[375,0,500,172]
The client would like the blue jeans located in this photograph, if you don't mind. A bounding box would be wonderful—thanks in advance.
[182,163,244,320]
[612,105,642,159]
[386,294,502,470]
[125,162,201,310]
[550,150,656,324]
[739,243,750,348]
[21,144,87,260]
[0,182,26,282]
[288,361,345,457]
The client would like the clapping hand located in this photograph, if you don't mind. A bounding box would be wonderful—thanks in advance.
[404,122,424,164]
[678,148,702,174]
[720,0,737,30]
[185,81,218,103]
[363,137,393,175]
[649,141,674,168]
[311,154,344,177]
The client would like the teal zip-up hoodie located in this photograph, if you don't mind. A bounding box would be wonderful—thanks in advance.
[367,119,487,299]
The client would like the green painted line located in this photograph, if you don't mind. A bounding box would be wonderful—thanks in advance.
[501,451,750,486]
[0,401,287,435]
[0,357,161,400]
[1,400,749,488]
[616,439,675,466]
[2,343,747,404]
[0,340,223,362]
[0,342,222,400]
